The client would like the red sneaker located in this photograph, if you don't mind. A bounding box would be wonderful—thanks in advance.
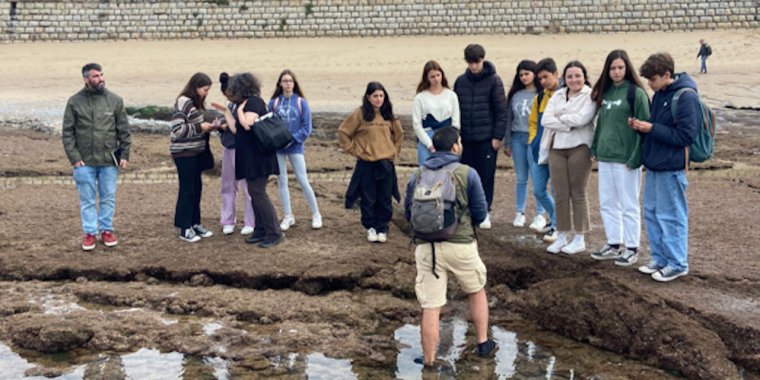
[82,234,96,251]
[101,231,118,247]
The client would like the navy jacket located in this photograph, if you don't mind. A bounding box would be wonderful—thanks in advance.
[404,152,488,226]
[453,61,508,143]
[642,73,701,172]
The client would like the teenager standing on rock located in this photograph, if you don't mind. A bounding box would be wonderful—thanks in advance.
[339,82,404,243]
[412,60,460,165]
[63,63,131,251]
[503,60,547,231]
[268,69,322,231]
[542,61,597,255]
[170,72,217,243]
[590,50,650,266]
[453,44,508,230]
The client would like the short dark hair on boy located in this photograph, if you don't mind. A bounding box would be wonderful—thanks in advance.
[536,58,557,74]
[81,63,102,78]
[432,127,460,152]
[640,53,675,79]
[464,44,486,63]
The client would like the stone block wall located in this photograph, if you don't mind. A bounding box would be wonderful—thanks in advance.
[0,0,757,42]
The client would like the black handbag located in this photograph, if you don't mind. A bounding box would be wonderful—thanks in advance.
[252,112,293,154]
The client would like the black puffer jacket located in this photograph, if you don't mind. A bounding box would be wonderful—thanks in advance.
[453,61,508,143]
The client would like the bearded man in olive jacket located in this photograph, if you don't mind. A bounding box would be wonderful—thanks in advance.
[62,63,131,251]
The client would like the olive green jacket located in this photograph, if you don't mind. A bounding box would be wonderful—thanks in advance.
[62,87,131,166]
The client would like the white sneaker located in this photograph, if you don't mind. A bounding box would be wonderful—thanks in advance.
[367,228,378,242]
[377,232,387,243]
[561,234,586,255]
[546,232,568,254]
[479,214,492,230]
[512,212,526,228]
[311,214,323,229]
[222,225,235,235]
[529,214,547,231]
[280,214,295,231]
[542,227,558,243]
[240,226,254,235]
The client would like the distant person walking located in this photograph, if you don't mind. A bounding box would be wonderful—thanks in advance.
[631,53,700,282]
[216,72,255,236]
[170,72,217,243]
[697,39,712,74]
[453,44,508,229]
[542,61,597,255]
[62,63,131,251]
[268,69,322,231]
[412,60,460,164]
[590,50,650,266]
[339,82,404,243]
[503,60,547,231]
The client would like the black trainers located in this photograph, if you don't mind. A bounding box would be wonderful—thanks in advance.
[179,228,201,243]
[244,233,266,244]
[192,224,213,238]
[259,234,285,248]
[477,339,497,358]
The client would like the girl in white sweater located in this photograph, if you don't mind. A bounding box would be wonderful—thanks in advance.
[412,60,460,164]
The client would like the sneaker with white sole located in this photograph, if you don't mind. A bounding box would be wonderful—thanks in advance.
[480,214,492,230]
[367,228,378,242]
[546,232,568,254]
[512,213,526,228]
[614,249,639,267]
[222,225,235,235]
[652,266,688,282]
[377,232,387,243]
[179,228,201,243]
[311,214,323,229]
[280,214,295,231]
[528,214,547,231]
[240,226,254,235]
[591,244,623,261]
[192,224,213,238]
[638,260,665,275]
[561,234,586,255]
[542,227,558,243]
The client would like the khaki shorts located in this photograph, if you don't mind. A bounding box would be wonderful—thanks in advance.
[414,240,487,309]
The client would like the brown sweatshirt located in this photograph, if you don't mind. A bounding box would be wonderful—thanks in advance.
[338,108,403,162]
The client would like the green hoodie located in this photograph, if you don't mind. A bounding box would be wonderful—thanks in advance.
[591,82,649,168]
[62,87,131,166]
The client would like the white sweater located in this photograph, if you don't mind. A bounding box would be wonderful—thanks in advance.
[541,85,597,150]
[412,89,461,148]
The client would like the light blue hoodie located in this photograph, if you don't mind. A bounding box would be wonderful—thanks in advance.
[268,95,312,155]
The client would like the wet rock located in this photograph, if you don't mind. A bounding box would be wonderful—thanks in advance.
[82,354,126,379]
[238,355,271,370]
[189,273,214,287]
[10,318,94,352]
[25,366,65,377]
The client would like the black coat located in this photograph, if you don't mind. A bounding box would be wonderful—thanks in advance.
[453,60,508,143]
[234,96,279,180]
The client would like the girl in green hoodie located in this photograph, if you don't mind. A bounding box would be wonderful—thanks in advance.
[590,50,650,266]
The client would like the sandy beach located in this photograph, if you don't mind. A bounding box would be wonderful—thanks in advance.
[1,30,758,130]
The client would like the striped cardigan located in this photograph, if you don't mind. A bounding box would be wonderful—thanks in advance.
[170,95,206,157]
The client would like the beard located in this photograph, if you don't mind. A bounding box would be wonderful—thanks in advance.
[87,80,105,93]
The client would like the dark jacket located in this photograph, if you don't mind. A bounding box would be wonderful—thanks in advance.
[234,96,279,180]
[642,73,701,172]
[453,61,508,143]
[62,87,131,166]
[404,152,488,235]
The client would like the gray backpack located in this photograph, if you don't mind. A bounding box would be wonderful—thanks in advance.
[410,162,460,242]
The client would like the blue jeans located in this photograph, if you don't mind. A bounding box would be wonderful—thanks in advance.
[416,129,435,165]
[529,149,556,227]
[700,55,707,73]
[643,170,689,271]
[72,165,119,234]
[511,132,544,215]
[276,153,320,216]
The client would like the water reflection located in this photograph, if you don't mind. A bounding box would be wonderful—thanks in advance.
[121,348,184,379]
[305,352,357,380]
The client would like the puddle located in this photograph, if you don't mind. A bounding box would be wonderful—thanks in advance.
[306,353,357,379]
[28,294,87,316]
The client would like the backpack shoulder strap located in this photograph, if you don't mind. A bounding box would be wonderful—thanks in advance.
[273,96,280,112]
[298,97,303,114]
[670,88,697,121]
[536,91,545,109]
[627,82,637,116]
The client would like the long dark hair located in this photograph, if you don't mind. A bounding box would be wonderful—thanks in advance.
[506,60,542,105]
[226,72,261,104]
[362,82,395,122]
[591,49,646,109]
[270,69,305,100]
[415,60,450,94]
[179,72,212,110]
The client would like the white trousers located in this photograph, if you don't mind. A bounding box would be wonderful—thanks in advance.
[597,161,642,248]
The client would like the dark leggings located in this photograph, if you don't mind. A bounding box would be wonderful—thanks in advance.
[174,155,202,229]
[247,176,283,241]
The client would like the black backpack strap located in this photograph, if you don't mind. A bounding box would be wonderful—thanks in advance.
[536,91,545,109]
[627,82,637,116]
[430,242,439,279]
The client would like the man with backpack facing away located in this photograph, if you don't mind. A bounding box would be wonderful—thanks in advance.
[629,53,701,282]
[404,126,496,368]
[697,39,712,74]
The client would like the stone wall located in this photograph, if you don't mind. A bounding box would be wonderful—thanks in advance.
[1,0,757,42]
